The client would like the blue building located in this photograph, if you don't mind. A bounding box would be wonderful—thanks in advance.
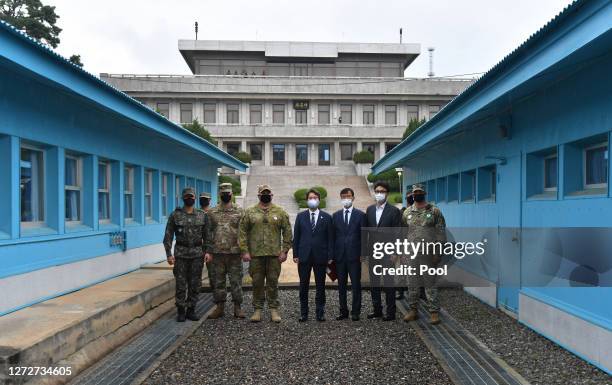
[373,0,612,374]
[0,21,246,315]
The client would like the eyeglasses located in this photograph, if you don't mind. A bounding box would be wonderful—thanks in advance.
[374,190,387,194]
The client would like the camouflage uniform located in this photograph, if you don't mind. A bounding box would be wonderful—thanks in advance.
[207,184,245,305]
[163,188,209,310]
[402,184,446,313]
[199,191,215,291]
[239,185,292,310]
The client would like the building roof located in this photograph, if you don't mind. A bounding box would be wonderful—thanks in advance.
[178,39,420,73]
[0,20,246,172]
[372,0,612,174]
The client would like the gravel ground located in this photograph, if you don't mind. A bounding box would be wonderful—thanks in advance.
[146,290,452,385]
[439,288,612,385]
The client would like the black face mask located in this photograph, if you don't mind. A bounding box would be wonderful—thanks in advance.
[407,195,415,206]
[413,194,426,203]
[199,197,210,207]
[183,197,196,207]
[259,194,272,204]
[220,193,232,203]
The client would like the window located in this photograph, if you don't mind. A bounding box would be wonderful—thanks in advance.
[272,104,285,124]
[65,155,82,223]
[407,105,419,121]
[385,105,397,125]
[145,170,153,219]
[385,143,398,153]
[20,146,45,224]
[227,103,239,124]
[584,143,608,188]
[226,143,240,156]
[156,102,169,118]
[544,155,558,190]
[161,174,168,217]
[124,166,134,220]
[461,170,476,202]
[447,174,459,202]
[98,161,111,222]
[318,104,330,124]
[340,104,352,124]
[478,165,496,202]
[175,176,181,208]
[295,110,307,125]
[436,177,447,202]
[180,103,193,123]
[340,143,354,161]
[363,143,376,154]
[250,104,262,124]
[250,143,263,161]
[427,180,436,203]
[363,105,375,125]
[204,103,216,123]
[429,105,440,118]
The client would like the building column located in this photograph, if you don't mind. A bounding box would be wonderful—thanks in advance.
[379,141,386,161]
[287,143,295,166]
[241,140,247,152]
[310,143,317,166]
[356,141,363,152]
[334,141,340,165]
[264,139,271,166]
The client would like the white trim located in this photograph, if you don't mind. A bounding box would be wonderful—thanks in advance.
[65,154,83,225]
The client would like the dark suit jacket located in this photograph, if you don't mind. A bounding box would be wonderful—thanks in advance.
[293,209,334,264]
[332,208,365,263]
[364,203,402,258]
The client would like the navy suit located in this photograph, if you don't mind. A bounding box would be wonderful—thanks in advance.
[332,207,365,317]
[293,209,334,318]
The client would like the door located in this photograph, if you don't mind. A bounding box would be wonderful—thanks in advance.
[296,144,308,166]
[272,144,285,166]
[318,144,331,166]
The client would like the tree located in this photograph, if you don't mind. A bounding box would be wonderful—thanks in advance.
[402,117,427,140]
[0,0,62,48]
[69,54,83,67]
[181,119,217,146]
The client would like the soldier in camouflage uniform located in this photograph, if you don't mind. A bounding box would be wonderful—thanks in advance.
[239,184,292,323]
[199,191,215,292]
[402,183,446,325]
[163,187,211,322]
[205,183,245,319]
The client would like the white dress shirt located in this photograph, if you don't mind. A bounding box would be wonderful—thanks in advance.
[308,209,320,228]
[375,202,386,225]
[343,205,353,225]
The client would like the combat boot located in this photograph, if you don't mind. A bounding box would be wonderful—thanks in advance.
[234,304,245,318]
[430,312,441,325]
[186,307,201,321]
[250,309,262,322]
[176,307,186,322]
[208,303,225,319]
[270,309,281,323]
[403,309,418,322]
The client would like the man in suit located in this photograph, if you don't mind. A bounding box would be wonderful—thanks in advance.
[293,188,334,322]
[332,187,366,321]
[365,180,402,321]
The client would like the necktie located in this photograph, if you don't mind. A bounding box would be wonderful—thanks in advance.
[344,209,349,226]
[311,212,316,231]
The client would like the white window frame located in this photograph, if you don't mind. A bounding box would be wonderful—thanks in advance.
[145,169,153,220]
[156,102,169,118]
[385,105,397,125]
[339,104,352,125]
[124,166,135,220]
[20,144,46,228]
[249,104,262,125]
[295,110,307,125]
[65,154,83,224]
[272,104,285,124]
[180,103,193,124]
[583,142,609,189]
[226,103,240,124]
[543,153,558,192]
[363,104,375,125]
[161,173,168,217]
[203,103,216,124]
[98,160,111,224]
[318,104,330,125]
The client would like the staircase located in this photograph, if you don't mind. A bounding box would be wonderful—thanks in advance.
[244,165,373,224]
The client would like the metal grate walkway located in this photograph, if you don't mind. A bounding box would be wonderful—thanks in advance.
[401,299,529,385]
[72,294,213,385]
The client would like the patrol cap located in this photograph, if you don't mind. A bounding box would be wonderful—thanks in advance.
[412,183,426,193]
[219,183,233,193]
[182,187,196,197]
[199,191,211,199]
[257,184,272,194]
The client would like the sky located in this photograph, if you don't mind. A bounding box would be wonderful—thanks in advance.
[46,0,575,79]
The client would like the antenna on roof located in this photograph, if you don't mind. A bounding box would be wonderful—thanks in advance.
[399,28,403,44]
[428,47,435,77]
[195,21,199,40]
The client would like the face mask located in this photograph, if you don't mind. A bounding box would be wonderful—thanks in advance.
[183,197,196,207]
[413,194,426,203]
[407,195,415,206]
[199,197,210,207]
[220,193,232,203]
[307,199,319,209]
[341,198,353,208]
[374,193,386,203]
[259,194,272,204]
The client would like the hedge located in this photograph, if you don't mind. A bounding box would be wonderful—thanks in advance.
[367,169,400,192]
[234,151,252,164]
[353,150,374,164]
[218,175,241,195]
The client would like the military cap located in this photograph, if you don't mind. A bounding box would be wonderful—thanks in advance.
[199,191,211,198]
[257,184,272,194]
[219,183,233,193]
[412,183,425,193]
[182,187,196,197]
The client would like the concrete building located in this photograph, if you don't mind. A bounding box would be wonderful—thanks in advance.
[0,20,246,315]
[102,40,473,169]
[373,0,612,374]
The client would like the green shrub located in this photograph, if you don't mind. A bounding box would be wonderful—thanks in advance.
[294,188,309,201]
[388,192,403,204]
[218,175,241,195]
[367,169,400,192]
[181,119,217,145]
[353,150,374,164]
[234,151,252,164]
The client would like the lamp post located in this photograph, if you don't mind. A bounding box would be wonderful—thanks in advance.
[395,167,403,201]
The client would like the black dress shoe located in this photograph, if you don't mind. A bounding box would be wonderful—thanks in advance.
[186,308,201,321]
[382,315,396,321]
[367,312,383,319]
[351,314,360,321]
[336,314,349,320]
[177,307,186,322]
[316,316,326,322]
[298,315,308,322]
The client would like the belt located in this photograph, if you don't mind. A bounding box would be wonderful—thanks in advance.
[176,240,203,248]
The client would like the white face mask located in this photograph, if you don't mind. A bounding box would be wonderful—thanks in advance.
[341,198,353,208]
[307,199,320,209]
[374,193,386,203]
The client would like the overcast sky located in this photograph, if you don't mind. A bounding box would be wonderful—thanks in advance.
[46,0,574,78]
